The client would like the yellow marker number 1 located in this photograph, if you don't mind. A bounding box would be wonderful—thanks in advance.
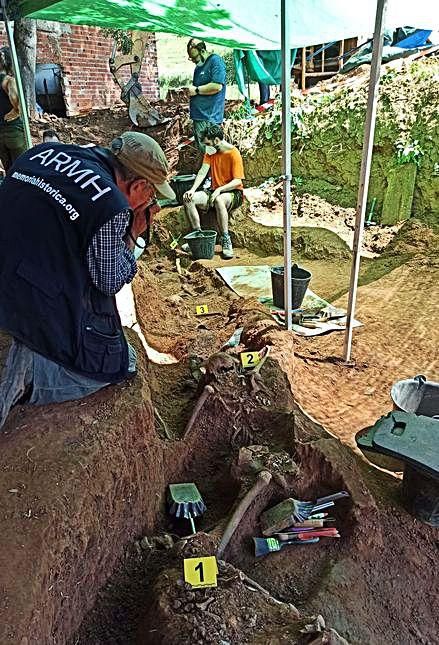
[196,304,209,315]
[184,556,218,589]
[240,351,260,368]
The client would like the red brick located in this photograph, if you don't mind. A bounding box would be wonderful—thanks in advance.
[0,23,159,116]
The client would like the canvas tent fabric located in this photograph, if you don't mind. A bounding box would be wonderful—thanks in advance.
[342,27,434,73]
[233,49,297,99]
[235,50,284,87]
[9,1,439,49]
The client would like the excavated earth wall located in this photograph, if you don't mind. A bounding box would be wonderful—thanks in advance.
[228,58,439,222]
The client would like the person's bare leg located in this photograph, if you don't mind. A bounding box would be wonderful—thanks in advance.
[214,193,233,234]
[185,191,209,230]
[214,193,234,258]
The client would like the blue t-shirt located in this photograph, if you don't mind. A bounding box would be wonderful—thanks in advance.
[190,53,226,123]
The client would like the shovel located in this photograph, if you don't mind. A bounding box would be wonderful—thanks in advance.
[168,483,206,534]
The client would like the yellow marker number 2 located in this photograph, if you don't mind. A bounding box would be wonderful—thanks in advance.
[240,351,260,368]
[196,304,209,315]
[183,556,218,589]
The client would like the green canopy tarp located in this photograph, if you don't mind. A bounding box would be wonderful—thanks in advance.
[8,1,439,50]
[233,49,297,98]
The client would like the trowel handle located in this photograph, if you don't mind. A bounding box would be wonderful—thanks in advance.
[310,501,334,513]
[316,491,350,505]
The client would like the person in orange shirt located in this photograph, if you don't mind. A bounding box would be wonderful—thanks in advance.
[183,124,244,259]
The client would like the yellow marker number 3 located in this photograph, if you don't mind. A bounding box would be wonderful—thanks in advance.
[183,556,218,589]
[196,305,209,315]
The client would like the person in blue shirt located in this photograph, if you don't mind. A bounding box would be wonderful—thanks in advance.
[186,39,226,153]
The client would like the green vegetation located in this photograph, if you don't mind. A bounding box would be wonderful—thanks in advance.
[230,58,439,221]
[101,28,133,54]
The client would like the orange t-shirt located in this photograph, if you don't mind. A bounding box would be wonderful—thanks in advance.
[202,147,245,191]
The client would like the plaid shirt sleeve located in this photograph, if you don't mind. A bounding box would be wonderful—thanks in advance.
[86,209,137,295]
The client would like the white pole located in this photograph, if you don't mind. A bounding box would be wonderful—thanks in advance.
[1,0,32,149]
[281,0,292,330]
[343,0,388,362]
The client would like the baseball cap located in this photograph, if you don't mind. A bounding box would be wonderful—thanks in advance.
[110,132,175,200]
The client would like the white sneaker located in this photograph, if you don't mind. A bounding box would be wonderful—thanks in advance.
[221,233,234,259]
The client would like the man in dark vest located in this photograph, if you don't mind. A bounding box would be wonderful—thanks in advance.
[0,132,175,430]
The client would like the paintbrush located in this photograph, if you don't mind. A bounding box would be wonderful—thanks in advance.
[275,527,340,541]
[254,536,320,557]
[261,491,349,536]
[289,518,337,528]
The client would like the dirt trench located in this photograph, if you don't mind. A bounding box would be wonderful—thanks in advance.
[1,226,438,644]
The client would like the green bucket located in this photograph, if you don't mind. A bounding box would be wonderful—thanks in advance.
[183,230,217,260]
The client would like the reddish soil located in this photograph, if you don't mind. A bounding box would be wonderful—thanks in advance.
[75,259,439,643]
[292,256,439,449]
[0,170,438,643]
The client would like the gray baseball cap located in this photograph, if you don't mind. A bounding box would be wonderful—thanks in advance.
[110,132,175,200]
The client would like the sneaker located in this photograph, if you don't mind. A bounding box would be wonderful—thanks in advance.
[221,233,234,259]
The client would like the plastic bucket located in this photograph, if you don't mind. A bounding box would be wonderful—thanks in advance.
[270,264,312,309]
[170,174,196,205]
[391,375,439,418]
[183,230,217,260]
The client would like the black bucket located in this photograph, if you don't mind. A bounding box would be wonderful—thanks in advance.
[170,175,196,205]
[271,264,312,310]
[183,230,217,260]
[402,465,439,527]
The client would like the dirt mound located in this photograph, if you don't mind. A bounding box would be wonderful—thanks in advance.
[0,332,162,644]
[31,101,192,172]
[158,204,352,260]
[246,183,402,256]
[384,218,439,256]
[139,557,304,645]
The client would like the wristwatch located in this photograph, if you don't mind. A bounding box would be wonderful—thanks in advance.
[195,87,200,95]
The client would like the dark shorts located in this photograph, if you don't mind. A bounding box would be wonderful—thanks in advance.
[0,121,27,173]
[205,188,243,211]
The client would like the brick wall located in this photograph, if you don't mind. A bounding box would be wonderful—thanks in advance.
[0,22,159,116]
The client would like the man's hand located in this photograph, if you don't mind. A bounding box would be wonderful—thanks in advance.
[188,86,197,97]
[126,206,149,248]
[209,188,222,204]
[183,188,195,204]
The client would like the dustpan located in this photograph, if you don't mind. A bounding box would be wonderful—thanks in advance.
[168,483,206,534]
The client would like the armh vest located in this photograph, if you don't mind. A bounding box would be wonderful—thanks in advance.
[0,143,132,382]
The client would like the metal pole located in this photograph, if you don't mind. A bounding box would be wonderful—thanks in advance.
[343,0,388,362]
[1,0,32,149]
[281,0,292,330]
